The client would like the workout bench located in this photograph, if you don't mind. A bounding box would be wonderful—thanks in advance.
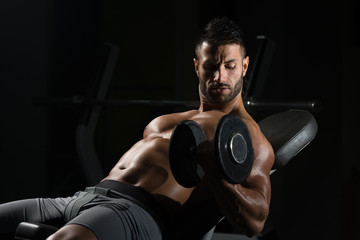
[14,109,318,240]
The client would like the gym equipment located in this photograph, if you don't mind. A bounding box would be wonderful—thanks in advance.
[245,99,322,113]
[214,115,253,184]
[75,43,119,186]
[258,110,318,170]
[35,97,321,113]
[169,120,206,188]
[15,222,59,240]
[169,115,253,188]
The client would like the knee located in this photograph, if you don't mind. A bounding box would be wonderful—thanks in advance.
[46,231,76,240]
[46,231,68,240]
[46,231,66,240]
[46,224,97,240]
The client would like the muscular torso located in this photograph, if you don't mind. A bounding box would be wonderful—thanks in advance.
[103,109,264,220]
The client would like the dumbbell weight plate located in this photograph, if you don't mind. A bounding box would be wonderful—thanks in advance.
[214,115,254,184]
[169,120,207,188]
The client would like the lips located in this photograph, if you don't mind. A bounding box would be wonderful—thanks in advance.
[209,82,230,88]
[210,86,230,94]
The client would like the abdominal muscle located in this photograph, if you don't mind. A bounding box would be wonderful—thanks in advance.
[103,135,199,215]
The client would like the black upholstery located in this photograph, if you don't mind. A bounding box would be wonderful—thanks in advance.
[258,110,318,170]
[15,222,59,240]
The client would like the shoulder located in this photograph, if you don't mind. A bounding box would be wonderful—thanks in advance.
[242,115,274,173]
[143,110,199,138]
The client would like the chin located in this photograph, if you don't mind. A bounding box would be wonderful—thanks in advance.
[210,95,234,104]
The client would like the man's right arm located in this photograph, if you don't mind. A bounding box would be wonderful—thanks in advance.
[143,115,173,139]
[143,111,196,139]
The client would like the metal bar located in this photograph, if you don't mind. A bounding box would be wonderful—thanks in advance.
[245,99,322,113]
[34,96,200,108]
[35,96,321,112]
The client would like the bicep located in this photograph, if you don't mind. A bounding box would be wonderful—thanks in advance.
[244,137,274,201]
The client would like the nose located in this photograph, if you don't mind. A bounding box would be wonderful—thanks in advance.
[213,65,226,83]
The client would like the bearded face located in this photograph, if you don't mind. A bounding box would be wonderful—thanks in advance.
[194,42,248,105]
[199,75,243,104]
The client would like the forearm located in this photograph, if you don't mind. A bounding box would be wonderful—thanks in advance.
[196,133,273,236]
[204,172,270,236]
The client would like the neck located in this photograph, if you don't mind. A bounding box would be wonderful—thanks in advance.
[198,95,245,114]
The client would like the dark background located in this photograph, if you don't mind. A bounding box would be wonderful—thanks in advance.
[1,0,359,239]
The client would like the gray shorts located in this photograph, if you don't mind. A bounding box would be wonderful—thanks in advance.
[67,190,162,240]
[0,181,163,240]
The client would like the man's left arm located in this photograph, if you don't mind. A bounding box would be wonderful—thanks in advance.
[197,130,274,237]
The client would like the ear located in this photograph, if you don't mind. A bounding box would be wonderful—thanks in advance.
[193,58,199,77]
[242,56,249,77]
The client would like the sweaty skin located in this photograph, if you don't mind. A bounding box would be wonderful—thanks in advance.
[48,42,274,240]
[103,43,275,237]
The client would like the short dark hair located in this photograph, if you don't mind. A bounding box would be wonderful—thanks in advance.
[195,17,247,58]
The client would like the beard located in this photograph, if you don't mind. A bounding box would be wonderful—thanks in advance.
[199,76,243,104]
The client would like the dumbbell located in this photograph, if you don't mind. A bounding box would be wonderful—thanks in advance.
[169,114,254,188]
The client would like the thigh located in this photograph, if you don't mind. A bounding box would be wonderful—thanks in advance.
[0,196,74,234]
[67,199,162,240]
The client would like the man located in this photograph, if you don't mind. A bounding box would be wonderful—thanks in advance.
[0,17,274,240]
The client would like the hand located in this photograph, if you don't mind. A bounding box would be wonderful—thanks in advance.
[195,140,219,177]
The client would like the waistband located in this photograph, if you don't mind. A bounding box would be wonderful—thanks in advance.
[90,180,166,232]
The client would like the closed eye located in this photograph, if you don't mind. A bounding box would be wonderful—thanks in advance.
[224,60,236,70]
[225,64,236,70]
[203,63,217,71]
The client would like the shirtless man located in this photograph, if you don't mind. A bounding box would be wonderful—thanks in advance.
[0,17,274,240]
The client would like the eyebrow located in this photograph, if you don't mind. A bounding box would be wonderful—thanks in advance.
[204,59,237,65]
[224,59,237,64]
